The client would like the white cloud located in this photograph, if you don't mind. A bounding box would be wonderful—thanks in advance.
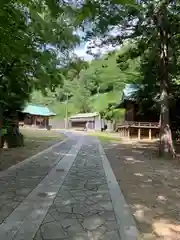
[74,25,122,61]
[74,44,93,61]
[74,40,120,61]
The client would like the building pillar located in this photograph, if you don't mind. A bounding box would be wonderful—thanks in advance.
[124,129,126,138]
[127,128,130,139]
[120,129,122,137]
[32,116,35,126]
[138,128,141,140]
[149,128,152,140]
[45,117,47,128]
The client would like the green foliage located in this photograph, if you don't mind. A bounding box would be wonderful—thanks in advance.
[0,0,140,126]
[91,91,119,112]
[71,84,91,113]
[62,0,180,156]
[31,90,124,121]
[113,1,180,121]
[71,0,180,116]
[0,1,79,114]
[80,52,126,94]
[31,47,137,121]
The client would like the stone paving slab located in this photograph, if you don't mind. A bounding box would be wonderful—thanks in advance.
[0,139,75,225]
[0,138,83,240]
[34,137,121,240]
[98,141,140,240]
[0,134,140,240]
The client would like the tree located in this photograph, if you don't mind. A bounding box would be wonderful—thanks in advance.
[0,1,79,105]
[68,0,180,158]
[64,55,89,80]
[76,48,139,96]
[71,80,91,113]
[30,50,130,119]
[0,0,80,147]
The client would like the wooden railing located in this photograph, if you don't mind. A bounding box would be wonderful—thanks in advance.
[116,121,160,128]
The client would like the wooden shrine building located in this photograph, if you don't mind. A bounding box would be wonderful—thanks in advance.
[19,104,56,129]
[69,112,104,131]
[116,84,160,140]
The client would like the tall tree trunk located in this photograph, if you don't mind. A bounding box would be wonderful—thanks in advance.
[0,106,3,163]
[5,112,24,148]
[158,2,176,158]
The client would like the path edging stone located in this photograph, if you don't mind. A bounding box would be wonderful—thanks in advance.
[0,137,68,178]
[0,137,83,240]
[98,140,141,240]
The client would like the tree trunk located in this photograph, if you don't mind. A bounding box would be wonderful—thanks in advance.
[159,79,176,158]
[3,112,24,148]
[0,106,2,149]
[158,3,176,158]
[0,106,3,164]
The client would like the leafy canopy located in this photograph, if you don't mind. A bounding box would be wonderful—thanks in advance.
[0,0,79,112]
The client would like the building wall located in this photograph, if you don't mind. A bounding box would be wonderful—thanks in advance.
[23,114,49,128]
[125,102,135,121]
[94,115,102,131]
[71,121,86,129]
[24,115,33,125]
[69,115,102,130]
[122,100,159,123]
[49,119,66,129]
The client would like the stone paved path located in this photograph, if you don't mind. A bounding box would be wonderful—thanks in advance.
[0,139,75,225]
[34,138,120,240]
[0,133,139,240]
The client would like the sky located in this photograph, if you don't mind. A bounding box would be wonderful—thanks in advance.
[74,42,93,61]
[74,27,121,61]
[74,41,120,61]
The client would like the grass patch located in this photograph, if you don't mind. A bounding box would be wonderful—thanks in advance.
[87,131,121,143]
[20,128,64,142]
[0,129,65,172]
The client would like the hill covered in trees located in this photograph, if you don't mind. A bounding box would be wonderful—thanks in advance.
[30,47,139,121]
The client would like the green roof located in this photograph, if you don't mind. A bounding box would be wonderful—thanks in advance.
[22,104,56,116]
[122,84,139,101]
[115,84,139,108]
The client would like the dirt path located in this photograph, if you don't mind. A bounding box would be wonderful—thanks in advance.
[103,141,180,240]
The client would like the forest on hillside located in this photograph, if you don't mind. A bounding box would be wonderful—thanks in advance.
[31,46,140,121]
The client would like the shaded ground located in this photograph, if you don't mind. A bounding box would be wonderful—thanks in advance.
[103,140,180,240]
[0,128,64,171]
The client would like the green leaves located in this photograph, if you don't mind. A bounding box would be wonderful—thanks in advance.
[0,0,80,112]
[71,83,91,113]
[112,0,136,4]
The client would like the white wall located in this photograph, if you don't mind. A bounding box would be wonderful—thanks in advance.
[94,115,103,131]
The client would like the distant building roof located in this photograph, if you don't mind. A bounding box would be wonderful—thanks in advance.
[122,84,139,101]
[69,112,99,119]
[116,84,139,108]
[22,104,56,116]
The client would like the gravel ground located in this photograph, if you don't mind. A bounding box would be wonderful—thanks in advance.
[103,141,180,240]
